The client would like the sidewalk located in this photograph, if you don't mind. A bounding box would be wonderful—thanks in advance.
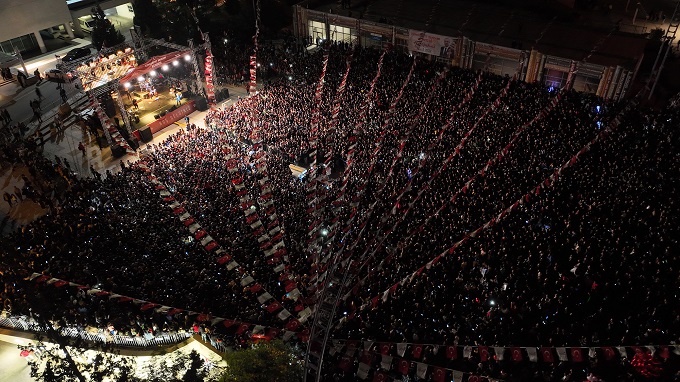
[0,38,92,109]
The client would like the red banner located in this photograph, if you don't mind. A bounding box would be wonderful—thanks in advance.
[147,101,196,134]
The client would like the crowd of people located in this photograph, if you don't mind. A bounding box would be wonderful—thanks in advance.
[1,42,678,381]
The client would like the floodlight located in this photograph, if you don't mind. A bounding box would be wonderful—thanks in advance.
[184,54,191,61]
[150,70,157,77]
[162,64,169,71]
[137,76,144,82]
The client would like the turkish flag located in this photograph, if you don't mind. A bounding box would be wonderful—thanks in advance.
[540,347,555,363]
[570,347,584,362]
[250,283,263,293]
[511,347,523,361]
[432,367,447,382]
[235,323,250,335]
[265,302,281,313]
[397,358,410,375]
[380,343,391,355]
[338,356,352,371]
[360,350,373,365]
[468,375,480,382]
[285,319,300,331]
[479,346,490,361]
[217,254,232,264]
[373,370,387,382]
[266,327,280,338]
[446,346,458,359]
[412,344,423,359]
[601,347,616,360]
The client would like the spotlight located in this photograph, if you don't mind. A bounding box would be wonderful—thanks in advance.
[162,64,169,71]
[184,54,191,61]
[321,229,329,236]
[124,82,131,88]
[490,300,496,306]
[257,63,261,67]
[137,76,144,82]
[288,76,292,80]
[150,70,157,77]
[172,60,179,66]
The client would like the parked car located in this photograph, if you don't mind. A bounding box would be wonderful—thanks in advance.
[62,47,91,62]
[43,68,73,81]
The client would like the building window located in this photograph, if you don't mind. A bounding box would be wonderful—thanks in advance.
[0,34,38,54]
[329,25,354,44]
[308,21,326,45]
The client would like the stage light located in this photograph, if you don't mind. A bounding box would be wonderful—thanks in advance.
[150,70,157,77]
[269,63,273,67]
[162,64,169,71]
[124,82,131,88]
[321,229,329,236]
[184,54,191,61]
[137,76,144,82]
[288,76,292,80]
[172,60,179,66]
[490,300,496,306]
[257,63,261,67]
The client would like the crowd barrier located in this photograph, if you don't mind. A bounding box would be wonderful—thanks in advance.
[0,313,191,348]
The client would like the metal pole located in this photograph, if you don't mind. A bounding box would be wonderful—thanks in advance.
[633,6,639,25]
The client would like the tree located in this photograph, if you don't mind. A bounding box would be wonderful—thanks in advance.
[91,5,125,51]
[132,0,165,38]
[223,0,242,16]
[220,340,303,382]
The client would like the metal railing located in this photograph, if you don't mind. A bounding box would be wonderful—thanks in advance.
[0,314,191,348]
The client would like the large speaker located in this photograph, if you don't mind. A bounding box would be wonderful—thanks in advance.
[111,144,126,158]
[195,97,208,111]
[102,96,116,118]
[216,88,230,102]
[97,135,110,148]
[128,138,139,151]
[138,126,153,142]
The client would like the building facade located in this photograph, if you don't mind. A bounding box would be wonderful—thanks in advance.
[292,5,643,101]
[0,0,73,55]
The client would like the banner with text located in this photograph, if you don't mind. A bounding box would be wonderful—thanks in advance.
[408,31,457,58]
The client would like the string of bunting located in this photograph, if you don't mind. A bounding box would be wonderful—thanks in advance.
[304,46,331,260]
[346,70,562,296]
[313,56,419,289]
[138,158,307,334]
[248,0,260,95]
[354,95,639,313]
[341,57,418,253]
[244,141,314,313]
[204,50,216,104]
[309,51,354,291]
[329,339,677,382]
[221,149,309,332]
[87,93,135,155]
[309,49,387,291]
[26,272,305,343]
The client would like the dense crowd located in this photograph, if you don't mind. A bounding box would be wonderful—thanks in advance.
[1,43,678,381]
